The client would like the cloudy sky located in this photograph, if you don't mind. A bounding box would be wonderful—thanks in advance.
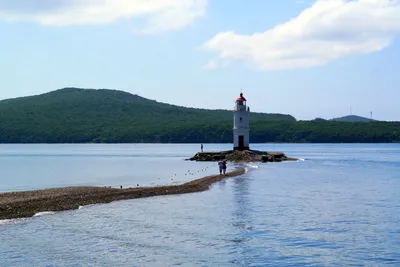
[1,0,400,120]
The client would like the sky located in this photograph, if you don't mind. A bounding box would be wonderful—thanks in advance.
[1,0,400,121]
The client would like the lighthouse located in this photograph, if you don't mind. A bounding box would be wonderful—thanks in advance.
[233,92,250,150]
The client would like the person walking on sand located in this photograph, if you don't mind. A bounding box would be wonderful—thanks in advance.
[222,160,227,175]
[201,144,203,152]
[218,159,223,175]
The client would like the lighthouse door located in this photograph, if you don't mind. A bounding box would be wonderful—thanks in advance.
[238,135,244,150]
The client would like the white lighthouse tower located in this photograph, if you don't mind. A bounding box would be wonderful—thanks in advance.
[233,92,250,150]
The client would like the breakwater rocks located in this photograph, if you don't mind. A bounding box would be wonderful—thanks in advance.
[187,150,297,163]
[0,168,245,220]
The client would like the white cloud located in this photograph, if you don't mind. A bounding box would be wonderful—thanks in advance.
[202,0,400,70]
[0,0,207,34]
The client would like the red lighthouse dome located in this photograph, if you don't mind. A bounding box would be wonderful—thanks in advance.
[236,93,246,105]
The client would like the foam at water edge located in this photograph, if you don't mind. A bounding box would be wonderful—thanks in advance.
[0,218,27,226]
[79,204,97,209]
[297,158,306,161]
[0,219,15,225]
[33,211,56,217]
[245,163,260,169]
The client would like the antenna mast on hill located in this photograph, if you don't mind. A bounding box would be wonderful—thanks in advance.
[350,105,352,115]
[370,111,373,120]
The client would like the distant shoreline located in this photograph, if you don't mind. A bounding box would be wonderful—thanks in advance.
[0,168,246,220]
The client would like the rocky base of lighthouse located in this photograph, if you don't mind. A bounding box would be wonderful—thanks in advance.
[187,149,297,163]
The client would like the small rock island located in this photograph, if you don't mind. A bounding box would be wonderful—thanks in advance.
[188,92,297,163]
[188,149,296,162]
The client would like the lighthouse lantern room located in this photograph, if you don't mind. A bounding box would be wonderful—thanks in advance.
[233,92,250,150]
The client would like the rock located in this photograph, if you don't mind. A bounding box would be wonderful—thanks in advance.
[267,155,275,162]
[187,149,296,163]
[213,155,221,160]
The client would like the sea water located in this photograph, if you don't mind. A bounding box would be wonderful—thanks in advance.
[0,144,399,266]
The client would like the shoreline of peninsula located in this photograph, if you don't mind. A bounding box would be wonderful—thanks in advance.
[0,168,246,221]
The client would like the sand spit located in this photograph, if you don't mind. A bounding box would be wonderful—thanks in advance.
[0,168,246,220]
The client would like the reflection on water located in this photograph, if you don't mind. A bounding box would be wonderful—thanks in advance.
[232,174,252,231]
[230,173,253,266]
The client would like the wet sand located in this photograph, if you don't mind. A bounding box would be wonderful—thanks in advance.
[0,168,246,220]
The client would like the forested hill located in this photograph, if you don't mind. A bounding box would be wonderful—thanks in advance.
[0,88,399,143]
[0,88,294,143]
[331,115,376,122]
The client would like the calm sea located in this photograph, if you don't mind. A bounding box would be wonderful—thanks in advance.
[0,144,399,266]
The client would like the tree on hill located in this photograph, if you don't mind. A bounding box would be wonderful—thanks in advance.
[331,115,377,122]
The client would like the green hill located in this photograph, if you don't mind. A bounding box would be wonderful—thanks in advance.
[0,88,294,143]
[331,115,376,122]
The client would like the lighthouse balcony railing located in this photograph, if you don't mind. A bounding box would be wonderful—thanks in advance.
[233,105,248,112]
